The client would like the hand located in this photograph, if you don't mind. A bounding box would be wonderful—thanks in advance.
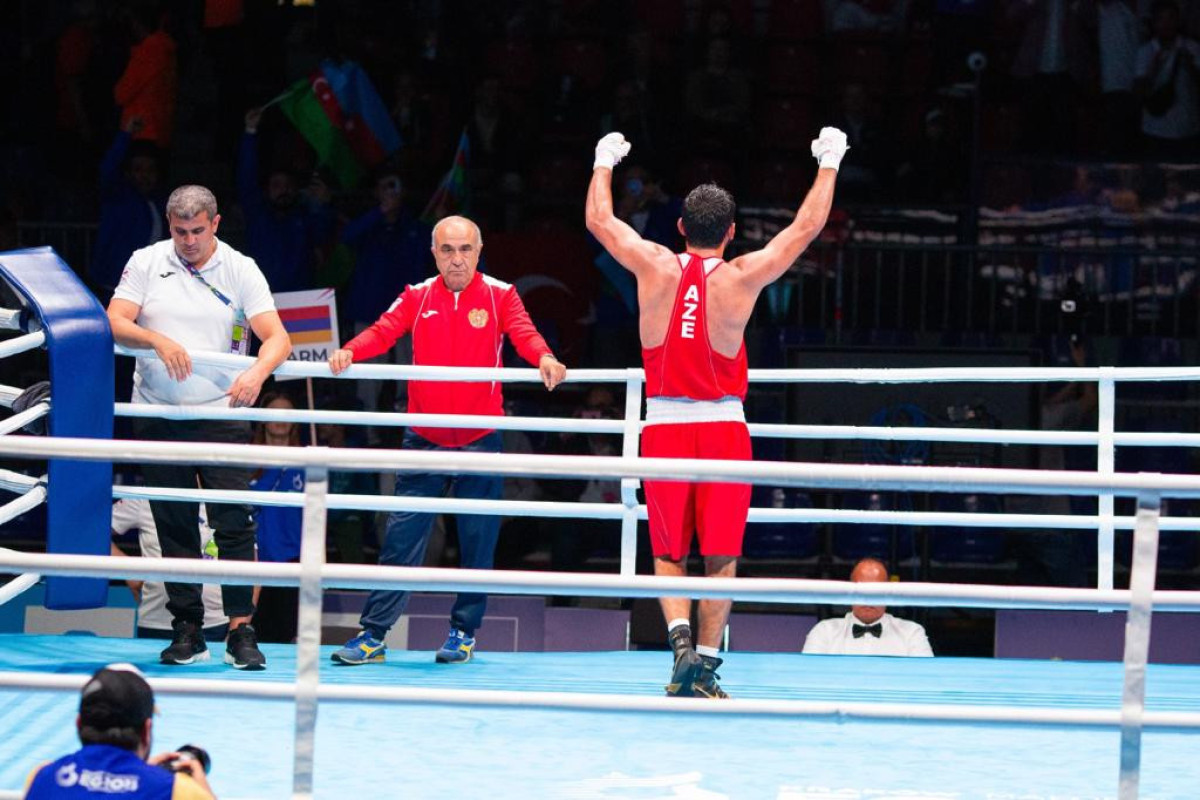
[244,107,263,134]
[329,349,354,375]
[594,132,631,171]
[147,752,214,797]
[226,367,266,408]
[126,579,143,601]
[811,126,850,171]
[539,355,566,391]
[123,115,144,136]
[153,335,192,382]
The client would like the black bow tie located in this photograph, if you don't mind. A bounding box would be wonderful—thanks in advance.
[852,623,883,639]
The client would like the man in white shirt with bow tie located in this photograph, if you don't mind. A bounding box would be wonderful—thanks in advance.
[802,558,934,657]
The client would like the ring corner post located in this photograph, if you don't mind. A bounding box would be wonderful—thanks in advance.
[619,369,644,577]
[1117,490,1161,800]
[0,247,113,609]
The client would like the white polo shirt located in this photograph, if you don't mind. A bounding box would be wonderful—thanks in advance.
[111,498,228,631]
[113,239,276,407]
[802,612,934,657]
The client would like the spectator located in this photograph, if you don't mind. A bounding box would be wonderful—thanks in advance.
[827,83,890,199]
[466,76,527,216]
[236,107,334,293]
[113,4,178,150]
[90,118,166,298]
[327,215,566,667]
[110,496,229,642]
[23,664,215,799]
[1136,0,1200,159]
[894,106,965,204]
[802,558,934,656]
[341,171,431,332]
[598,81,662,168]
[248,390,305,643]
[1084,0,1144,157]
[340,170,431,415]
[683,38,752,150]
[1008,0,1092,154]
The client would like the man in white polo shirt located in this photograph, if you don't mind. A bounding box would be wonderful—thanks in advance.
[106,184,291,670]
[803,558,934,657]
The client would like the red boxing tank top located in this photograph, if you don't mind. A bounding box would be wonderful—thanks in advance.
[642,253,749,401]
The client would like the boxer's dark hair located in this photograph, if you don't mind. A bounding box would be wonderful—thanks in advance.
[681,183,735,249]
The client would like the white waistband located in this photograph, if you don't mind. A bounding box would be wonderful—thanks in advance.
[644,397,746,425]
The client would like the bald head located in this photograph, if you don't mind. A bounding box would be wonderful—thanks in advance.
[431,215,483,292]
[850,558,888,624]
[431,215,482,248]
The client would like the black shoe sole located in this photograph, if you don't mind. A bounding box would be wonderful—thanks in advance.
[160,650,210,666]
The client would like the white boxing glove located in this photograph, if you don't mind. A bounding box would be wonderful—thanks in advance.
[594,132,632,170]
[810,126,849,171]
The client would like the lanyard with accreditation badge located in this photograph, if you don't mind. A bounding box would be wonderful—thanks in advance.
[180,256,250,356]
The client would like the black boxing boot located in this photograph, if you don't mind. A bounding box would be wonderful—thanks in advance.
[693,654,729,699]
[664,624,703,697]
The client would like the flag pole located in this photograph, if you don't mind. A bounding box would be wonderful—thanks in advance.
[305,377,318,446]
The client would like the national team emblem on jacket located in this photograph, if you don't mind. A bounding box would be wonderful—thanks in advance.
[468,308,489,328]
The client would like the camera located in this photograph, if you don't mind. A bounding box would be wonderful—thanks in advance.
[967,52,988,73]
[164,744,211,775]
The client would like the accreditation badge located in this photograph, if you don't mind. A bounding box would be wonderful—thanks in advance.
[468,308,489,329]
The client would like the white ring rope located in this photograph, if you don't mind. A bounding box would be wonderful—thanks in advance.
[2,436,1200,498]
[2,553,1198,613]
[1,671,1198,730]
[0,402,47,437]
[109,483,1200,532]
[113,401,1200,448]
[0,330,45,360]
[0,469,40,494]
[115,343,1200,384]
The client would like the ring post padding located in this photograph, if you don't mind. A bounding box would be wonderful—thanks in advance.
[1118,490,1160,800]
[1098,374,1117,594]
[0,246,112,609]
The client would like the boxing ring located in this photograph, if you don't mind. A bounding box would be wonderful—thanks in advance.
[2,254,1200,798]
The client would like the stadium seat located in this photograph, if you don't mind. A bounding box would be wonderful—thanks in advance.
[743,488,820,559]
[831,491,916,563]
[928,493,1008,565]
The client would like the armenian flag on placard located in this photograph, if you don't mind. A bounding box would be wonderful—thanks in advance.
[279,304,334,345]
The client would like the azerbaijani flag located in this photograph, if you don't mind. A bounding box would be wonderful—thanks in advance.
[279,304,334,345]
[275,59,401,188]
[421,128,470,225]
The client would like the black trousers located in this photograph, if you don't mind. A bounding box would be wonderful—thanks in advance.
[133,417,257,624]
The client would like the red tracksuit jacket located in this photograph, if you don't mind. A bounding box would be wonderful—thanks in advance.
[344,271,554,447]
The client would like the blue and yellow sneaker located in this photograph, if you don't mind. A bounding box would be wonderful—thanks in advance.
[435,628,475,664]
[331,631,387,665]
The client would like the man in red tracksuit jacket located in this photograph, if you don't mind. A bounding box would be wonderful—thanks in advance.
[328,215,566,666]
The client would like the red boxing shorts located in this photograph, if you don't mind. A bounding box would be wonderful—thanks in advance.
[641,421,752,561]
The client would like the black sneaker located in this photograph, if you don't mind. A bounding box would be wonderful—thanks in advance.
[664,624,703,697]
[161,620,210,665]
[693,655,730,699]
[224,623,266,670]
